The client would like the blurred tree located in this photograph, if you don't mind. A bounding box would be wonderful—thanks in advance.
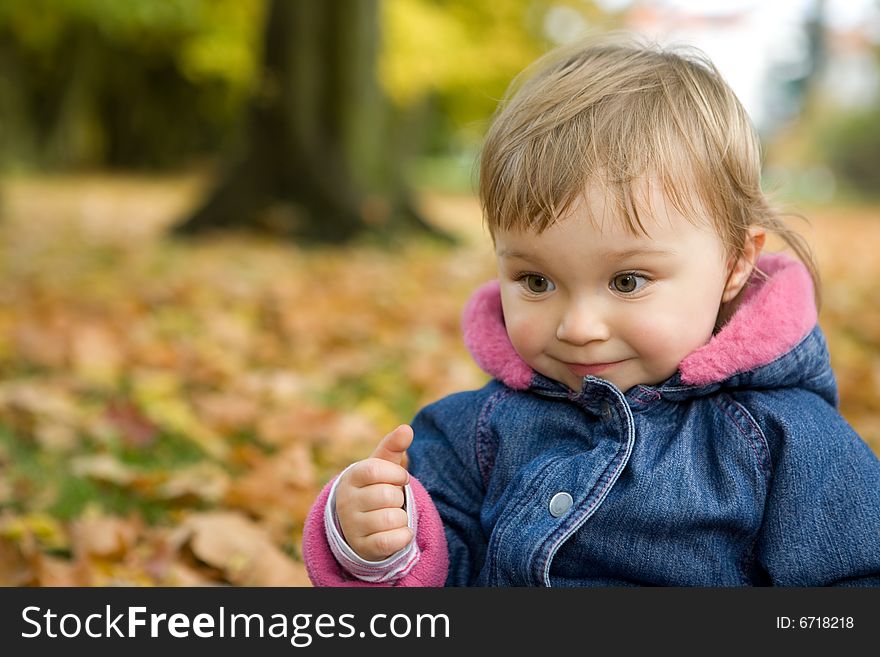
[0,0,617,204]
[174,0,443,242]
[0,0,263,169]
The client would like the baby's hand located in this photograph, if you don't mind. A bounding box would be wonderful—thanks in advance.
[335,424,414,561]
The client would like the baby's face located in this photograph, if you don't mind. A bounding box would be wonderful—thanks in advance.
[495,185,732,393]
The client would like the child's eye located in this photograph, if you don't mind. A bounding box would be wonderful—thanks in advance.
[518,274,555,294]
[610,272,650,294]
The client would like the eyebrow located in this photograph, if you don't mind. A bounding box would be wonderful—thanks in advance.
[599,247,677,260]
[496,249,539,260]
[497,247,676,261]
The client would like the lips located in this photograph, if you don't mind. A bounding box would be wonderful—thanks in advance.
[564,360,627,376]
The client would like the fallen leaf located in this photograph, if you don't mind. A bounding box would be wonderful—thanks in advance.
[12,314,70,368]
[34,554,84,586]
[105,399,159,448]
[182,511,310,586]
[34,419,79,452]
[70,453,138,486]
[70,323,124,387]
[1,512,69,552]
[256,407,336,446]
[154,462,230,503]
[225,444,316,532]
[192,392,259,434]
[0,536,34,586]
[69,510,141,559]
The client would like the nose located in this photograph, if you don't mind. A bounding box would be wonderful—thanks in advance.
[556,298,610,345]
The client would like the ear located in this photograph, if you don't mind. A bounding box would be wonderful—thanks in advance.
[721,226,765,303]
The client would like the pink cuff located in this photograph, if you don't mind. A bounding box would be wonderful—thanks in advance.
[302,474,449,587]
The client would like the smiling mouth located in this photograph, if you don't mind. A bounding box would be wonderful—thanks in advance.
[564,360,628,376]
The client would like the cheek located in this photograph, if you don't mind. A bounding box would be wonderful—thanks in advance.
[505,314,544,356]
[627,304,717,361]
[501,298,554,358]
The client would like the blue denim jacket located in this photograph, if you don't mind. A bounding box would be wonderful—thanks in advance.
[405,260,880,587]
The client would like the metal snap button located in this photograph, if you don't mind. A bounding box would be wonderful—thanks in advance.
[549,492,573,517]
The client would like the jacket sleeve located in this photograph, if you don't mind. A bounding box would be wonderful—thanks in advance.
[752,393,880,586]
[406,389,492,586]
[302,473,449,587]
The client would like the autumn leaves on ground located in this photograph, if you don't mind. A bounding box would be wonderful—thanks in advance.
[0,174,878,586]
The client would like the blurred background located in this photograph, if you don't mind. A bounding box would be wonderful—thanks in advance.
[0,0,877,586]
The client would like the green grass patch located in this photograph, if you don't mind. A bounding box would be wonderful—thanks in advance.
[0,425,216,523]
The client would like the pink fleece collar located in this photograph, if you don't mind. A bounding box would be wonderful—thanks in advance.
[461,253,817,391]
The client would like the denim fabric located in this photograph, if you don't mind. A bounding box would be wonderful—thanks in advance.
[406,325,880,586]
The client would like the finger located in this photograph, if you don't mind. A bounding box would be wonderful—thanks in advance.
[355,483,406,512]
[369,424,414,465]
[356,507,409,536]
[346,458,409,488]
[358,527,414,561]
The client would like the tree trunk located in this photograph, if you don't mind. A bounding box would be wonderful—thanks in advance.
[173,0,448,243]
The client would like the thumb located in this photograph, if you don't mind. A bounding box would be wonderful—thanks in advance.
[370,424,414,465]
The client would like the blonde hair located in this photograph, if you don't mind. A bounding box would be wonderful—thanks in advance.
[479,35,820,304]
